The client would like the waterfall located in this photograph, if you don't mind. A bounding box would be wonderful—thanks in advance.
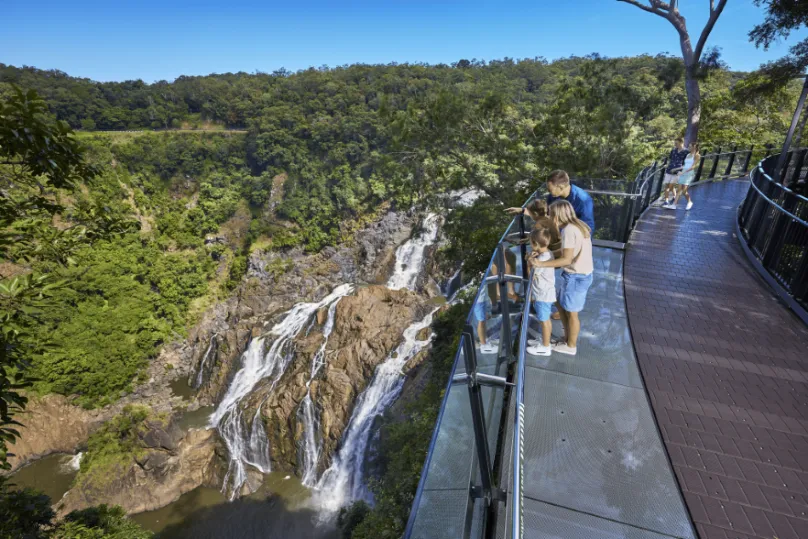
[209,283,354,499]
[386,213,440,291]
[299,296,344,486]
[193,335,217,389]
[312,307,439,515]
[63,452,83,472]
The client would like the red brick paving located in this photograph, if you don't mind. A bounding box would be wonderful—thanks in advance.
[624,180,808,539]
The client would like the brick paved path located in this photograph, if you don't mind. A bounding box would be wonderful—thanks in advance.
[624,179,808,539]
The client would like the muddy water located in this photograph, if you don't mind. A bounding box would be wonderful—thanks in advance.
[169,378,197,401]
[133,473,338,539]
[9,453,79,502]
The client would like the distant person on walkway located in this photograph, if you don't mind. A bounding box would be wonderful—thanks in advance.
[526,228,555,356]
[665,143,699,211]
[662,137,689,204]
[531,200,594,356]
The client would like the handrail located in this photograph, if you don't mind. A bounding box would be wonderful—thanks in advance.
[738,154,808,323]
[404,145,761,538]
[748,173,808,227]
[510,269,533,539]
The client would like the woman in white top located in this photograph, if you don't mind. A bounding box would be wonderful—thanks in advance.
[531,200,594,356]
[665,142,700,211]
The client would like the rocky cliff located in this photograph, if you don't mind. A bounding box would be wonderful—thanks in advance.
[57,420,222,516]
[242,285,427,476]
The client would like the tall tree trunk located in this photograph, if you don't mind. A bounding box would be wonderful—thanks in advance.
[684,66,701,146]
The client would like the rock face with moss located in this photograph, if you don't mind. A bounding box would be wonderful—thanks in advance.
[242,285,428,476]
[184,209,416,405]
[57,407,222,516]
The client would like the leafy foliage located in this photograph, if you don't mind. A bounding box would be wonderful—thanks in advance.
[75,406,155,489]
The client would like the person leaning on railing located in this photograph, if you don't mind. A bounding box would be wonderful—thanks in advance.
[504,199,561,253]
[530,200,594,356]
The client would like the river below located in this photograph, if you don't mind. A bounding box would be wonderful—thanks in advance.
[10,439,338,539]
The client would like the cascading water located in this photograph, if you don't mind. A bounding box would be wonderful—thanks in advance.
[193,335,217,389]
[312,307,439,515]
[209,283,354,499]
[298,296,343,486]
[386,213,440,291]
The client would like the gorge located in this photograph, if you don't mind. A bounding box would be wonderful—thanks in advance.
[9,206,446,537]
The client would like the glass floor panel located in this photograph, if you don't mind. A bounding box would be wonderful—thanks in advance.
[517,247,695,539]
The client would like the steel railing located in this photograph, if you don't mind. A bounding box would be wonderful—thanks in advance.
[738,154,808,320]
[404,143,759,539]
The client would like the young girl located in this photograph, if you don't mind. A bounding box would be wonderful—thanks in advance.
[531,200,594,356]
[526,228,555,356]
[505,199,561,253]
[665,142,700,211]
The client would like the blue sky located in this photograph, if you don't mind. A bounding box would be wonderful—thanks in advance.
[3,0,806,82]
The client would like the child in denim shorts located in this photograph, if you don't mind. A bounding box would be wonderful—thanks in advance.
[527,228,555,356]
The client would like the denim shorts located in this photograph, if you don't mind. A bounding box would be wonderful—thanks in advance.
[558,272,594,313]
[473,300,491,322]
[532,301,554,322]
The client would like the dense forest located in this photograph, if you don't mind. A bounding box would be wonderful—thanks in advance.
[1,54,805,538]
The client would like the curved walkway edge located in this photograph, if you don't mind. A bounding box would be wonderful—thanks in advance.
[624,179,808,539]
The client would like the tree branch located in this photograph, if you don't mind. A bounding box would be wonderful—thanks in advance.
[694,0,727,62]
[616,0,667,18]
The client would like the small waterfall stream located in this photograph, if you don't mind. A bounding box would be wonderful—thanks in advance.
[299,296,344,486]
[312,307,439,515]
[386,213,440,291]
[209,284,354,498]
[193,335,217,389]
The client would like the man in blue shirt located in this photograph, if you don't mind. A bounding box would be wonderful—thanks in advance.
[545,170,595,233]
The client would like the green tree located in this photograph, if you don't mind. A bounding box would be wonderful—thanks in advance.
[617,0,728,144]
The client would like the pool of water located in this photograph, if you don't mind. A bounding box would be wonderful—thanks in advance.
[8,453,80,502]
[169,378,197,401]
[132,473,337,539]
[174,406,214,431]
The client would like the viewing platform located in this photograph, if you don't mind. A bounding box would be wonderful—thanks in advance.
[626,179,808,539]
[404,149,808,539]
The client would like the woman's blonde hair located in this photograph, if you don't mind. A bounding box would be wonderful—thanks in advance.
[549,200,591,239]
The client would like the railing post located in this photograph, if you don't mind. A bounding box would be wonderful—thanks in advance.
[460,330,496,507]
[779,151,794,184]
[655,159,666,200]
[725,145,738,177]
[694,153,707,182]
[789,148,806,188]
[518,213,528,281]
[765,144,773,158]
[708,146,722,179]
[742,145,755,174]
[495,246,514,363]
[774,74,808,181]
[792,248,808,305]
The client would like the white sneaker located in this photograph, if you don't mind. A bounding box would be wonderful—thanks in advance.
[527,344,551,356]
[663,203,676,210]
[686,201,693,210]
[553,343,577,356]
[479,343,498,354]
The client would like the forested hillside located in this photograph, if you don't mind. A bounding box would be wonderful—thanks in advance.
[1,55,804,538]
[1,50,801,441]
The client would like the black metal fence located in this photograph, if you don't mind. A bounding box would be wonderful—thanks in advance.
[738,154,808,316]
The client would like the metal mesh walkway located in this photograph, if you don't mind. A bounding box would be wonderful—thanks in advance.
[500,247,696,539]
